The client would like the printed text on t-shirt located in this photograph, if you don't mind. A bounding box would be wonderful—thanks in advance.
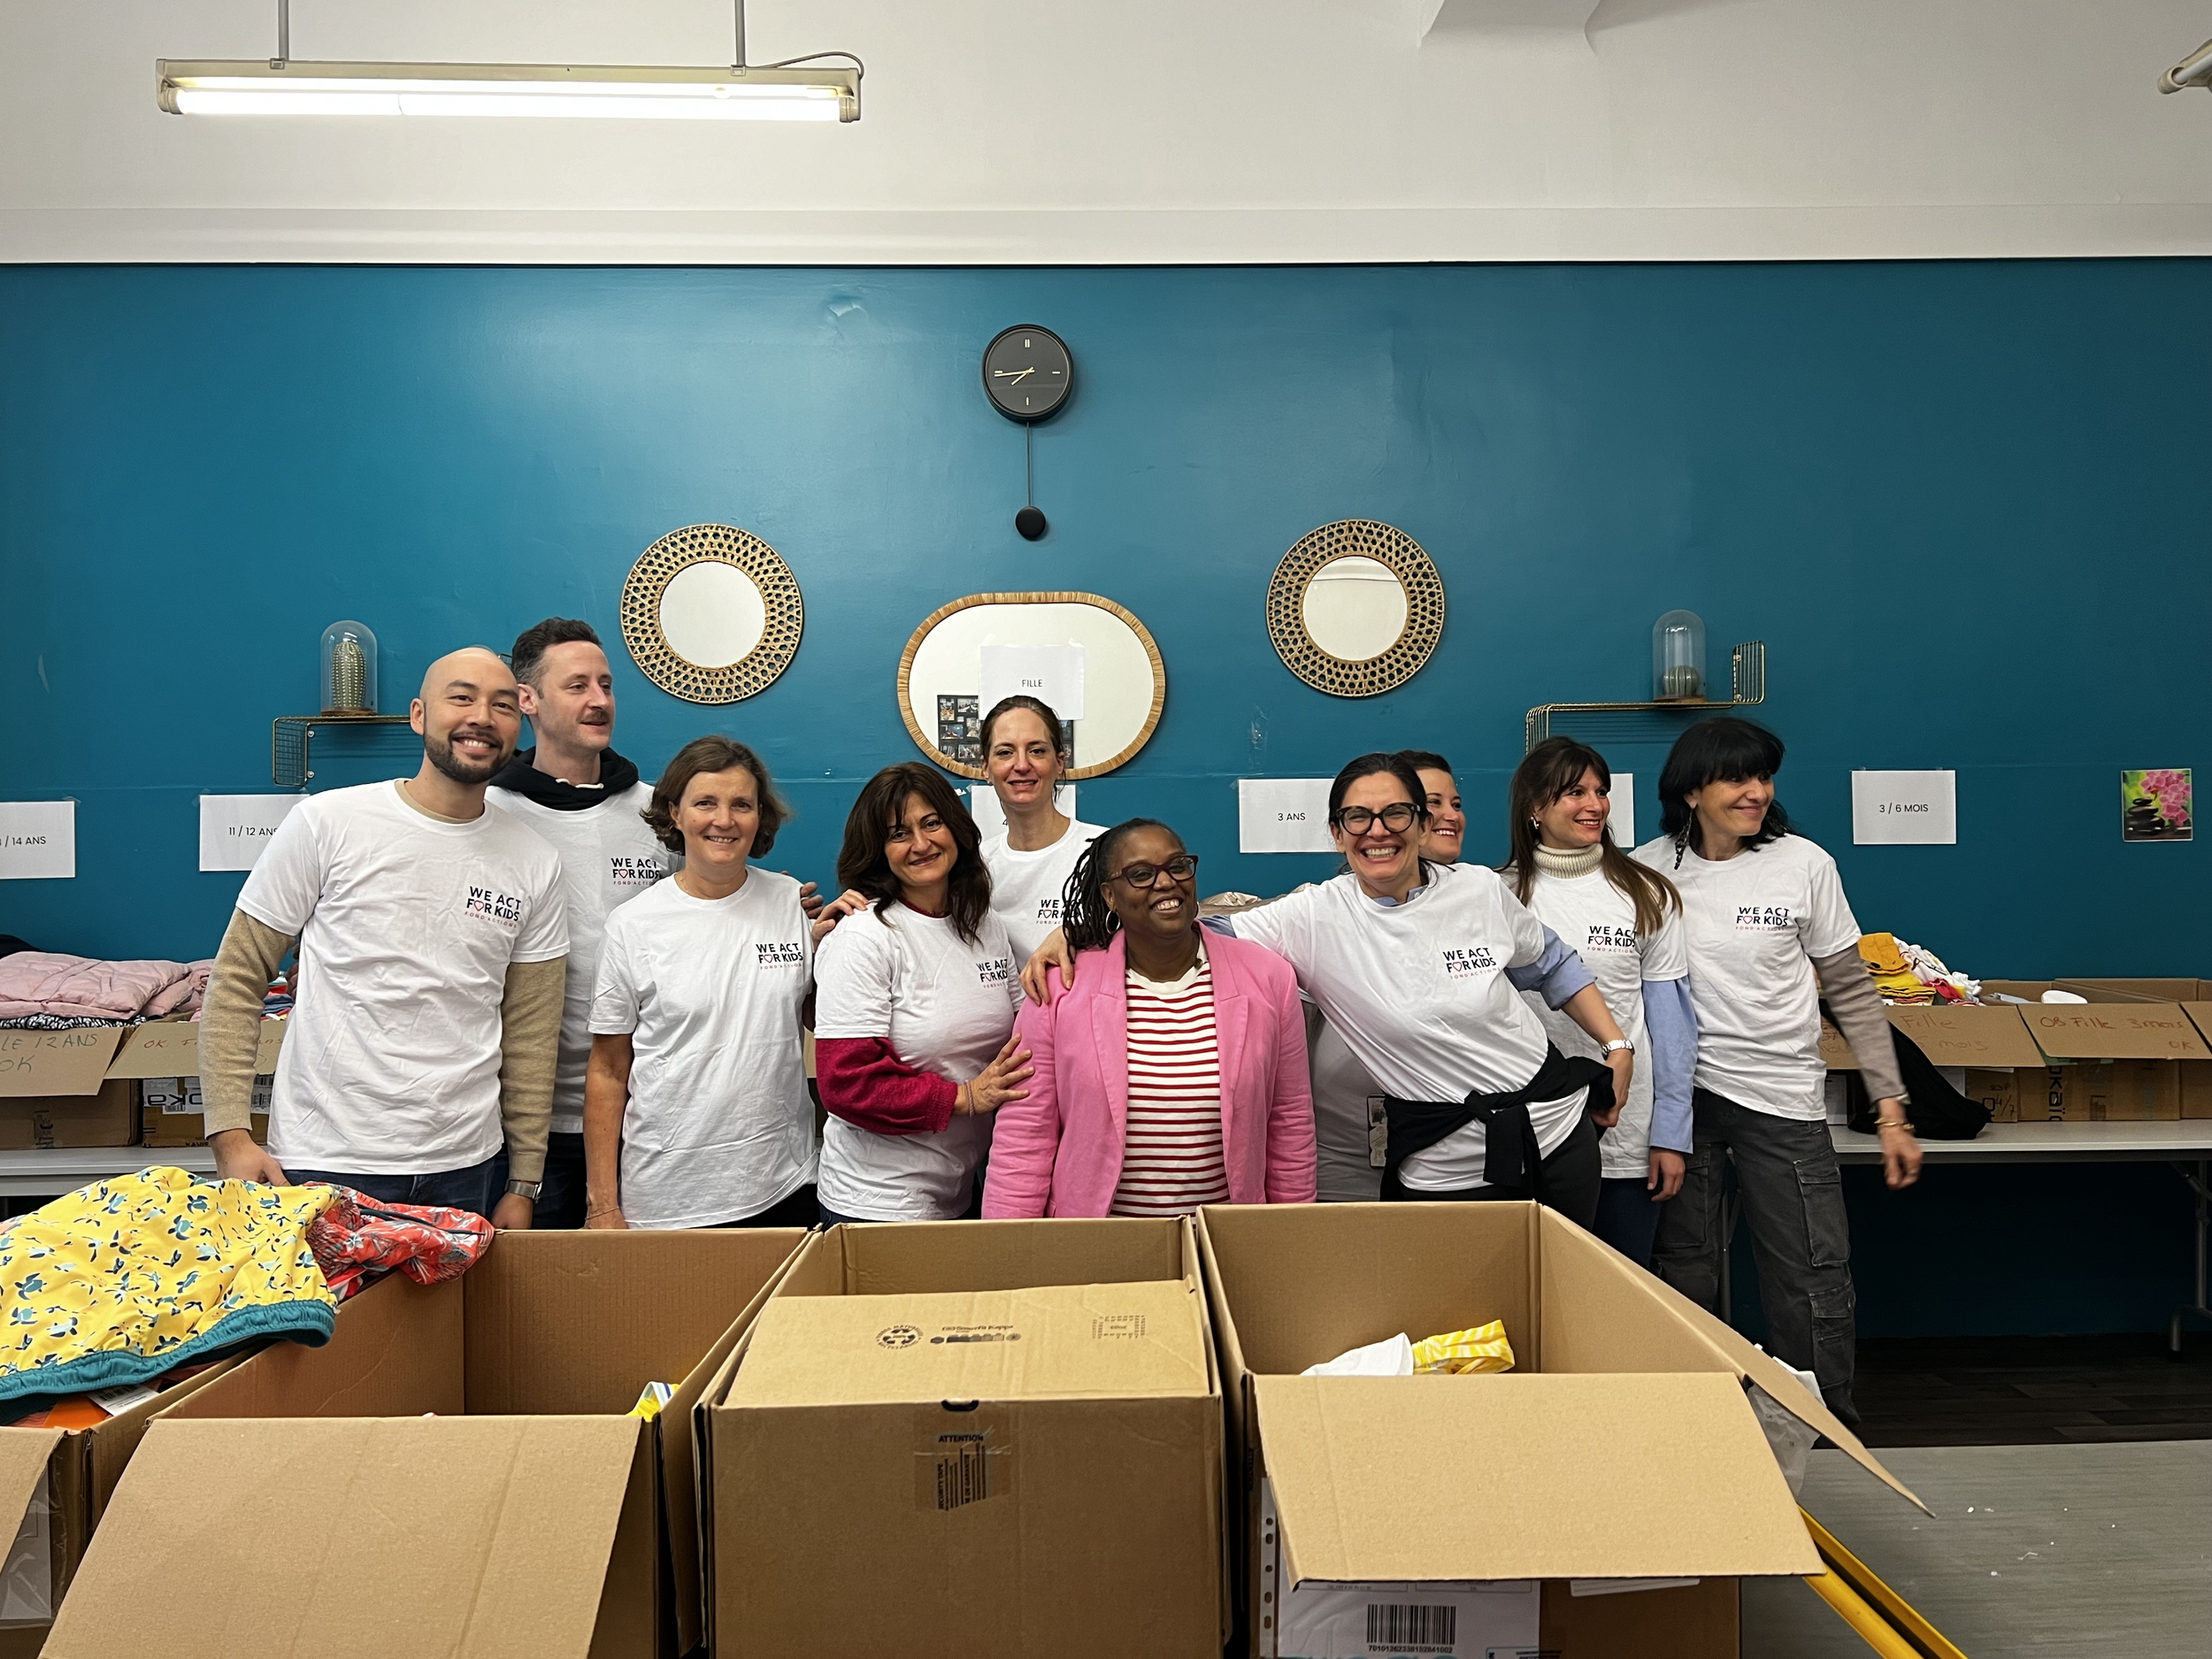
[1440,946,1499,979]
[755,941,804,968]
[608,856,664,887]
[465,886,524,932]
[1734,905,1794,931]
[1583,924,1639,954]
[978,956,1014,986]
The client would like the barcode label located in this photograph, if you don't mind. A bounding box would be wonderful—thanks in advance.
[932,1434,989,1510]
[1367,1602,1457,1652]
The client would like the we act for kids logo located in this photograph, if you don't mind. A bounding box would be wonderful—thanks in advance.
[978,956,1014,986]
[1440,946,1499,979]
[1584,924,1638,955]
[465,885,524,933]
[608,856,664,888]
[1735,905,1793,932]
[755,941,804,969]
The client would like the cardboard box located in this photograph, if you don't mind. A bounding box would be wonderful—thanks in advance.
[1198,1202,1922,1659]
[706,1217,1225,1659]
[2011,987,2212,1123]
[106,1017,280,1146]
[44,1228,805,1659]
[1823,1004,2043,1125]
[0,1028,135,1148]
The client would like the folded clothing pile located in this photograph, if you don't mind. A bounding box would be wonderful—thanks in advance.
[1858,933,1979,1005]
[1300,1320,1517,1378]
[0,952,217,1028]
[0,1167,495,1421]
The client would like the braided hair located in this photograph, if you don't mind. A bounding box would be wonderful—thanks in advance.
[1060,818,1179,952]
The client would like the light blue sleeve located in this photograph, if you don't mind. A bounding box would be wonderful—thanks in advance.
[1503,925,1595,1008]
[1201,915,1237,938]
[1641,976,1699,1155]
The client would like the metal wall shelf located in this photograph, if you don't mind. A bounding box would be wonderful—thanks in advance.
[1524,639,1767,751]
[271,713,411,787]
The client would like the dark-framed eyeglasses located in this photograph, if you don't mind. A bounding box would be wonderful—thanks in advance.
[1110,853,1200,889]
[1333,802,1419,833]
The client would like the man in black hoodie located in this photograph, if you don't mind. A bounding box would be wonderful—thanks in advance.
[488,618,673,1228]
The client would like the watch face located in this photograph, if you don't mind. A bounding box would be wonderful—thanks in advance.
[982,325,1072,421]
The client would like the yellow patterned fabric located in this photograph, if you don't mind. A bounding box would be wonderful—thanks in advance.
[1411,1320,1516,1375]
[0,1166,342,1407]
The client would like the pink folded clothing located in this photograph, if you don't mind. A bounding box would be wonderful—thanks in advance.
[145,960,216,1019]
[0,951,194,1022]
[305,1187,497,1304]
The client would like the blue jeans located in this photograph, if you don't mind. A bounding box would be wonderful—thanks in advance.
[286,1153,505,1223]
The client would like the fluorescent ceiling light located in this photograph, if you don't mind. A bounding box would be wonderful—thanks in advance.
[157,62,858,121]
[157,1,862,120]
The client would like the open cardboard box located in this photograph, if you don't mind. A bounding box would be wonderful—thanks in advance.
[1818,1002,2043,1123]
[0,1028,135,1148]
[42,1228,806,1659]
[703,1217,1225,1659]
[105,1017,282,1147]
[1198,1202,1924,1659]
[1984,979,2212,1121]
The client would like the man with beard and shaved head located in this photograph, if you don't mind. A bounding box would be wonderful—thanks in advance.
[198,646,569,1226]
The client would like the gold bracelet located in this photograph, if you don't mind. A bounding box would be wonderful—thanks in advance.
[1876,1118,1910,1133]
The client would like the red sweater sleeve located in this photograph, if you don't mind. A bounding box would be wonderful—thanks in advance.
[815,1036,958,1136]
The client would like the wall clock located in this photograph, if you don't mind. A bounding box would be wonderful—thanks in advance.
[983,326,1073,541]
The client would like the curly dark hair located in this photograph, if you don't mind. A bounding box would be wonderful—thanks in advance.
[642,736,788,856]
[1061,818,1180,952]
[836,764,993,944]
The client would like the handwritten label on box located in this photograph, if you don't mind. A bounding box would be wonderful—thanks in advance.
[199,795,305,872]
[0,801,74,880]
[1239,779,1334,854]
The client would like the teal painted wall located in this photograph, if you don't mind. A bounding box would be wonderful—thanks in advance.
[4,261,2206,1335]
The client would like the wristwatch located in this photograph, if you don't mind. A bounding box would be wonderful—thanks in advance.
[1600,1039,1635,1056]
[503,1179,542,1202]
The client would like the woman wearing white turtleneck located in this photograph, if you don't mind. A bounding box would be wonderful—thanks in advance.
[1502,739,1695,1267]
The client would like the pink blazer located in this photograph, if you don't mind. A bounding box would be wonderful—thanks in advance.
[981,931,1317,1218]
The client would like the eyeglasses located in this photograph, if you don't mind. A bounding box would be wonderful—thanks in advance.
[1333,803,1419,833]
[1110,853,1200,889]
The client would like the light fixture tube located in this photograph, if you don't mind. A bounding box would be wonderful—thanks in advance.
[156,60,860,121]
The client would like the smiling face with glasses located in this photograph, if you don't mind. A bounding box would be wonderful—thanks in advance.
[1332,772,1430,902]
[1099,825,1204,969]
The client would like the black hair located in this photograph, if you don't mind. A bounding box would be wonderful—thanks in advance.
[835,764,993,944]
[643,735,788,857]
[1502,736,1679,937]
[1394,749,1453,776]
[1656,717,1792,863]
[510,618,603,690]
[1061,819,1182,953]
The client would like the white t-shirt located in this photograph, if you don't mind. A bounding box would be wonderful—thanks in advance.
[1306,1018,1385,1202]
[1517,865,1687,1179]
[1632,833,1859,1121]
[812,904,1020,1220]
[588,870,815,1228]
[488,782,672,1135]
[980,818,1106,964]
[237,780,568,1175]
[1232,864,1584,1192]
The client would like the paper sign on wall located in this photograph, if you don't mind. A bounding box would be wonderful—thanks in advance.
[0,801,75,880]
[979,644,1086,721]
[1239,779,1334,854]
[968,785,1075,841]
[1850,771,1956,845]
[199,795,306,872]
[1609,772,1635,852]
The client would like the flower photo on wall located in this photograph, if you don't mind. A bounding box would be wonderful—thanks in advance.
[2121,768,2192,842]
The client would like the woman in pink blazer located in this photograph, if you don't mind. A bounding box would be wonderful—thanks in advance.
[982,818,1317,1217]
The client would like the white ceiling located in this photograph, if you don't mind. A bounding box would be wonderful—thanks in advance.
[5,0,2212,264]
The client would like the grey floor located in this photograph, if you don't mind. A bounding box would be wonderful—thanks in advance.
[1743,1440,2212,1657]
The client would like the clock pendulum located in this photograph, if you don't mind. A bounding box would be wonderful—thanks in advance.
[981,324,1073,542]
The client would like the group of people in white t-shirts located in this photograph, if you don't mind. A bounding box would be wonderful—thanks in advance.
[197,622,1923,1426]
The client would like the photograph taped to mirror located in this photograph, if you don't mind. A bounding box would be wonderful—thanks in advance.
[936,695,982,765]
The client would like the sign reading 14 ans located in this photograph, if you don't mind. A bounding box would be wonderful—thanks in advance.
[0,801,74,879]
[1850,770,1957,846]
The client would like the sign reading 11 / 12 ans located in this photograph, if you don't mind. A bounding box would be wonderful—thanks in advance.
[1850,771,1957,846]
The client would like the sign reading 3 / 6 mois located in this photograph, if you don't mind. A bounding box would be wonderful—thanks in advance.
[1850,770,1956,846]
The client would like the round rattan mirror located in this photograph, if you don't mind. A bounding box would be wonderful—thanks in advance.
[1266,519,1445,697]
[619,523,803,704]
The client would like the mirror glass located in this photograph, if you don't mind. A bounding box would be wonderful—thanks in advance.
[660,561,766,669]
[904,598,1161,777]
[1302,555,1409,662]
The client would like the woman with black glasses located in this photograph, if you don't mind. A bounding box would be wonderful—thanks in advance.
[1022,756,1632,1228]
[984,818,1315,1218]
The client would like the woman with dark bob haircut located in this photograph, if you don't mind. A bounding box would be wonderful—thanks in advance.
[811,764,1033,1225]
[1025,753,1634,1230]
[582,736,819,1231]
[983,818,1316,1218]
[1632,717,1922,1427]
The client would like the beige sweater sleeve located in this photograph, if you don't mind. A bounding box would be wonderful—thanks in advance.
[201,910,295,1136]
[1814,946,1910,1108]
[497,955,566,1185]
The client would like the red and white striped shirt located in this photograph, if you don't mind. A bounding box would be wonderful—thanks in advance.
[1110,952,1230,1217]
